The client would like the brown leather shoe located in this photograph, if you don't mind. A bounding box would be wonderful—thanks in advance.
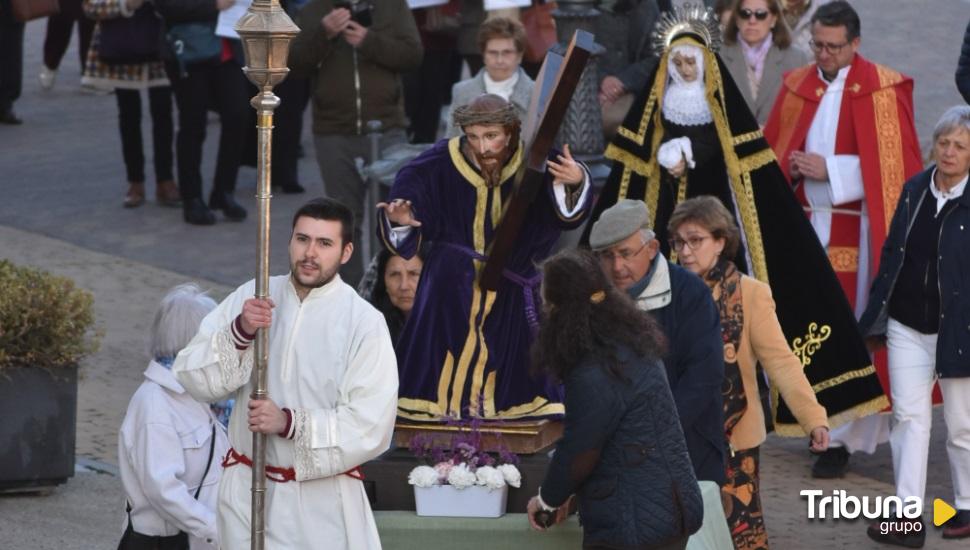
[155,179,181,207]
[124,182,145,208]
[943,510,970,539]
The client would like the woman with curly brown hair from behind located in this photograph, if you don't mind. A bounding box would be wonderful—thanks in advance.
[526,248,703,550]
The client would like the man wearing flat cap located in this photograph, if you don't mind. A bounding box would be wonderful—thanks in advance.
[590,199,726,485]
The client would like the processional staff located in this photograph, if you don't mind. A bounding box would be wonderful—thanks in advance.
[234,3,299,549]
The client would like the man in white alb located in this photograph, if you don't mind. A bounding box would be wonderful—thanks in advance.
[174,198,398,549]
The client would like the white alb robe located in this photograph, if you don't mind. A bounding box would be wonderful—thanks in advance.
[174,274,398,550]
[801,64,870,319]
[802,67,889,454]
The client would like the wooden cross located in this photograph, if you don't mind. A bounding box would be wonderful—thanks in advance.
[479,29,595,291]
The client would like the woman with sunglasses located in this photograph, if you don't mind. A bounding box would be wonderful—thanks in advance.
[668,196,829,550]
[719,0,808,125]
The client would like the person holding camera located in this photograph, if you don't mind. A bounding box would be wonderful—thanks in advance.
[289,0,423,287]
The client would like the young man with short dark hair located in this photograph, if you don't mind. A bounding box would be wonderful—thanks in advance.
[174,197,398,549]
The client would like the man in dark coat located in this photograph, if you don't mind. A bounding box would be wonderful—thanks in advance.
[590,199,726,485]
[289,0,423,286]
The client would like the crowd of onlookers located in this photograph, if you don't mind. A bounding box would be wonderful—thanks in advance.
[1,0,967,243]
[0,0,541,234]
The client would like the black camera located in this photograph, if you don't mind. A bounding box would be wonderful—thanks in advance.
[336,0,373,28]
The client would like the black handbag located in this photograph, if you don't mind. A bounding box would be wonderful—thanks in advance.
[98,4,163,65]
[117,424,217,550]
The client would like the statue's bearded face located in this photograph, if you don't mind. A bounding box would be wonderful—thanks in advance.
[463,123,513,187]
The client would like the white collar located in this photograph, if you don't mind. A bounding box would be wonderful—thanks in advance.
[483,70,519,101]
[930,167,968,201]
[817,64,851,87]
[287,272,343,301]
[144,360,185,394]
[636,255,673,311]
[662,81,712,126]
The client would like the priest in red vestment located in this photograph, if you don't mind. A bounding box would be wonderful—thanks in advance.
[763,0,923,478]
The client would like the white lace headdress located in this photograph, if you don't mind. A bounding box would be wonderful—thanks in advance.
[661,44,712,126]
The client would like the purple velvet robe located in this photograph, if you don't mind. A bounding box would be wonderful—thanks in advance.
[378,137,591,421]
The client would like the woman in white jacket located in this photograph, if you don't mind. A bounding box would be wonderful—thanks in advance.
[118,284,229,550]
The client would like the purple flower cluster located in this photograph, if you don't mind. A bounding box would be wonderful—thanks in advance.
[408,417,519,469]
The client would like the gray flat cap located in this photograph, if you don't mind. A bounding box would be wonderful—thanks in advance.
[589,199,653,250]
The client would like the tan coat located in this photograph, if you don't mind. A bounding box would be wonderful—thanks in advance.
[728,275,828,451]
[719,42,808,125]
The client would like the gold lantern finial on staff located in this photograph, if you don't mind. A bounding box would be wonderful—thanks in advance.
[234,2,299,549]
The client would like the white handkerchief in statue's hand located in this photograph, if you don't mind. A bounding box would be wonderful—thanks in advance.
[657,137,695,170]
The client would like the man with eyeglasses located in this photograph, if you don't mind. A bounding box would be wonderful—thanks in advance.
[764,0,923,480]
[590,199,726,487]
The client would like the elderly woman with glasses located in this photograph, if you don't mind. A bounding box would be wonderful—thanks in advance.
[668,195,829,550]
[445,17,533,138]
[719,0,808,125]
[858,105,970,547]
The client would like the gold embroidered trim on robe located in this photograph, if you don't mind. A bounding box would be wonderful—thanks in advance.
[873,66,906,233]
[827,246,860,273]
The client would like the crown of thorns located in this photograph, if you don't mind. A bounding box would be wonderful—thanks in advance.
[452,100,520,128]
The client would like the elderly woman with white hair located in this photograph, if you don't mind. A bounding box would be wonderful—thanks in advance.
[859,105,970,547]
[117,284,229,550]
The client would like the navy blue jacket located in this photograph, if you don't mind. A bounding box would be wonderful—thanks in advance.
[859,167,970,378]
[650,261,727,486]
[540,347,704,547]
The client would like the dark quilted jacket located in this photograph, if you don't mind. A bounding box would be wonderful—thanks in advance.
[540,347,704,548]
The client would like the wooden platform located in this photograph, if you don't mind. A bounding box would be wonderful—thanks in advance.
[392,419,563,455]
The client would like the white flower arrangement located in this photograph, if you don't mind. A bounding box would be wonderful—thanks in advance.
[475,465,507,490]
[407,461,522,491]
[407,422,522,492]
[408,465,439,489]
[446,463,478,489]
[496,463,522,488]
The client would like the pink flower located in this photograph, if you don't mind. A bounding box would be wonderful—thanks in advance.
[433,461,454,482]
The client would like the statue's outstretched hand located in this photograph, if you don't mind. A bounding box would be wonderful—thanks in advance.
[377,199,422,227]
[547,144,584,187]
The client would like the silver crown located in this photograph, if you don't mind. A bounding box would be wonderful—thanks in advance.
[652,3,723,56]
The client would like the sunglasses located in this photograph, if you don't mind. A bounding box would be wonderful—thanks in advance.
[738,8,770,21]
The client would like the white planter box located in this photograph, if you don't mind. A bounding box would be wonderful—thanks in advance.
[413,484,509,518]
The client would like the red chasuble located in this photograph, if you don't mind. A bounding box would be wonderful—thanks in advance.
[764,54,923,405]
[765,54,922,296]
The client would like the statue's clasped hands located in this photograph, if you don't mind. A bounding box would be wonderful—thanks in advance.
[667,157,688,178]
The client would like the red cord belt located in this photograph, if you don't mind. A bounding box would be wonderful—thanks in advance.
[221,447,364,483]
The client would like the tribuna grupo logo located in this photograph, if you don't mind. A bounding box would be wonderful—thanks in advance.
[801,490,924,536]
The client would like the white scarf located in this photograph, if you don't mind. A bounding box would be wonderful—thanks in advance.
[661,44,713,126]
[739,32,773,85]
[483,70,519,102]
